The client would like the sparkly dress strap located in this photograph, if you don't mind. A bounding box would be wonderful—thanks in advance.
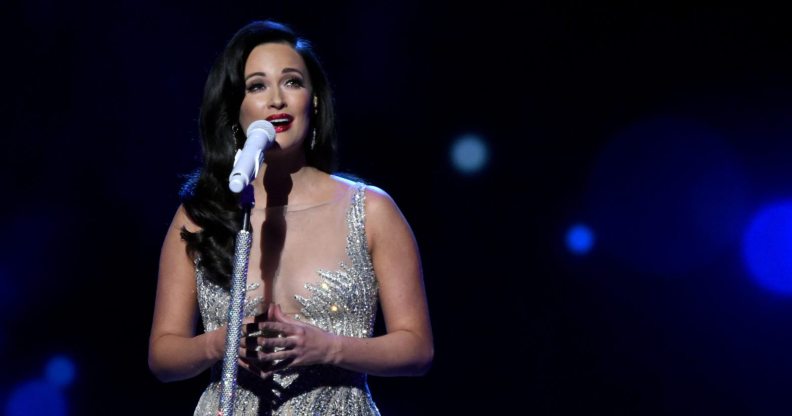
[347,183,374,273]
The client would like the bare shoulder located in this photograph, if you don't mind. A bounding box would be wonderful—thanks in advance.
[329,175,401,218]
[327,176,408,244]
[363,185,400,218]
[363,185,413,251]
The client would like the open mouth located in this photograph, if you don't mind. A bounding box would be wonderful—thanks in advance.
[266,114,294,133]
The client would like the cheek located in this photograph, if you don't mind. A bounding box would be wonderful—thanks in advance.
[294,91,312,114]
[239,98,256,127]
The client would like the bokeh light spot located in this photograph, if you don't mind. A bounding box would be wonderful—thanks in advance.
[45,355,76,387]
[743,202,792,295]
[567,224,595,255]
[5,380,65,416]
[585,116,747,277]
[450,134,489,174]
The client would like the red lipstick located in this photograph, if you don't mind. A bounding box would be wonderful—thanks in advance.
[265,113,294,133]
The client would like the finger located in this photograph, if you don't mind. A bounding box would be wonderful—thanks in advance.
[256,336,297,350]
[246,320,295,338]
[240,334,259,349]
[244,322,260,336]
[244,322,276,337]
[241,343,294,361]
[239,345,253,358]
[255,321,300,336]
[240,345,268,359]
[268,357,295,372]
[245,354,278,371]
[254,302,271,323]
[238,357,260,373]
[238,357,273,379]
[267,302,276,322]
[254,300,271,322]
[242,321,255,336]
[271,304,300,324]
[257,370,273,379]
[256,349,297,363]
[240,308,268,336]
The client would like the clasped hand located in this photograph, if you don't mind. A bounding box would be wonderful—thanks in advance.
[237,303,337,379]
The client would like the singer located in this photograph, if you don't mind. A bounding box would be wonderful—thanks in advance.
[148,20,433,415]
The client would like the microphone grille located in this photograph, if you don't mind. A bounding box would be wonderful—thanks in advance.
[246,120,276,141]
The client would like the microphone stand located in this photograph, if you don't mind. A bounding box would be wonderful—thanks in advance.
[218,186,255,416]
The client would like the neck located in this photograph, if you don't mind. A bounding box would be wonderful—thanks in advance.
[251,151,313,208]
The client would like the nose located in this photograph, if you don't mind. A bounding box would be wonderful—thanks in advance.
[268,87,285,109]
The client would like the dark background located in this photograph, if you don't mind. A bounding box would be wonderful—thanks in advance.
[3,1,792,415]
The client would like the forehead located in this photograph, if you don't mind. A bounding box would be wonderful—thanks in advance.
[244,42,307,74]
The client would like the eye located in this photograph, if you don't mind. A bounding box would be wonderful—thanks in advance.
[246,82,265,93]
[285,77,305,88]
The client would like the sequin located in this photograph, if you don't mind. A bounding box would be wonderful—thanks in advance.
[194,183,381,416]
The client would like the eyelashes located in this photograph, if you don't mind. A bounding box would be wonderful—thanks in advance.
[246,82,265,93]
[284,77,304,88]
[245,77,305,93]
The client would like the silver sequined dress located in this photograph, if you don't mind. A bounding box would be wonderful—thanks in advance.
[193,180,381,415]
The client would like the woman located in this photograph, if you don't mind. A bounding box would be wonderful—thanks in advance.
[148,20,433,415]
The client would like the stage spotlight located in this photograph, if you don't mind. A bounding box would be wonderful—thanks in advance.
[742,202,792,295]
[45,355,76,387]
[450,134,488,174]
[566,223,595,255]
[4,380,65,416]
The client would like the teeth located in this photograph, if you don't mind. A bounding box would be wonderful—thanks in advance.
[269,118,290,124]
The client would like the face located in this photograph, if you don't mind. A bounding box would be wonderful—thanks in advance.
[239,42,313,154]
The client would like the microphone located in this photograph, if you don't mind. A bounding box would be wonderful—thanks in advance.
[228,120,276,193]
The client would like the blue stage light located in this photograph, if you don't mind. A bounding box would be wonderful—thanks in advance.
[450,134,488,174]
[45,355,76,387]
[743,202,792,295]
[5,380,65,416]
[585,116,747,277]
[566,224,595,255]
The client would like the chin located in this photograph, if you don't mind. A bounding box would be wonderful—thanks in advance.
[269,140,306,156]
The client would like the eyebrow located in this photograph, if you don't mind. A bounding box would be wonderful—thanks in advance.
[245,68,305,81]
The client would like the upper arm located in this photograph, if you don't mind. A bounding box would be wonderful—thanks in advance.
[365,187,432,343]
[149,205,201,346]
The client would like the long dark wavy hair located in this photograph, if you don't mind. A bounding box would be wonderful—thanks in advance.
[180,20,338,288]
